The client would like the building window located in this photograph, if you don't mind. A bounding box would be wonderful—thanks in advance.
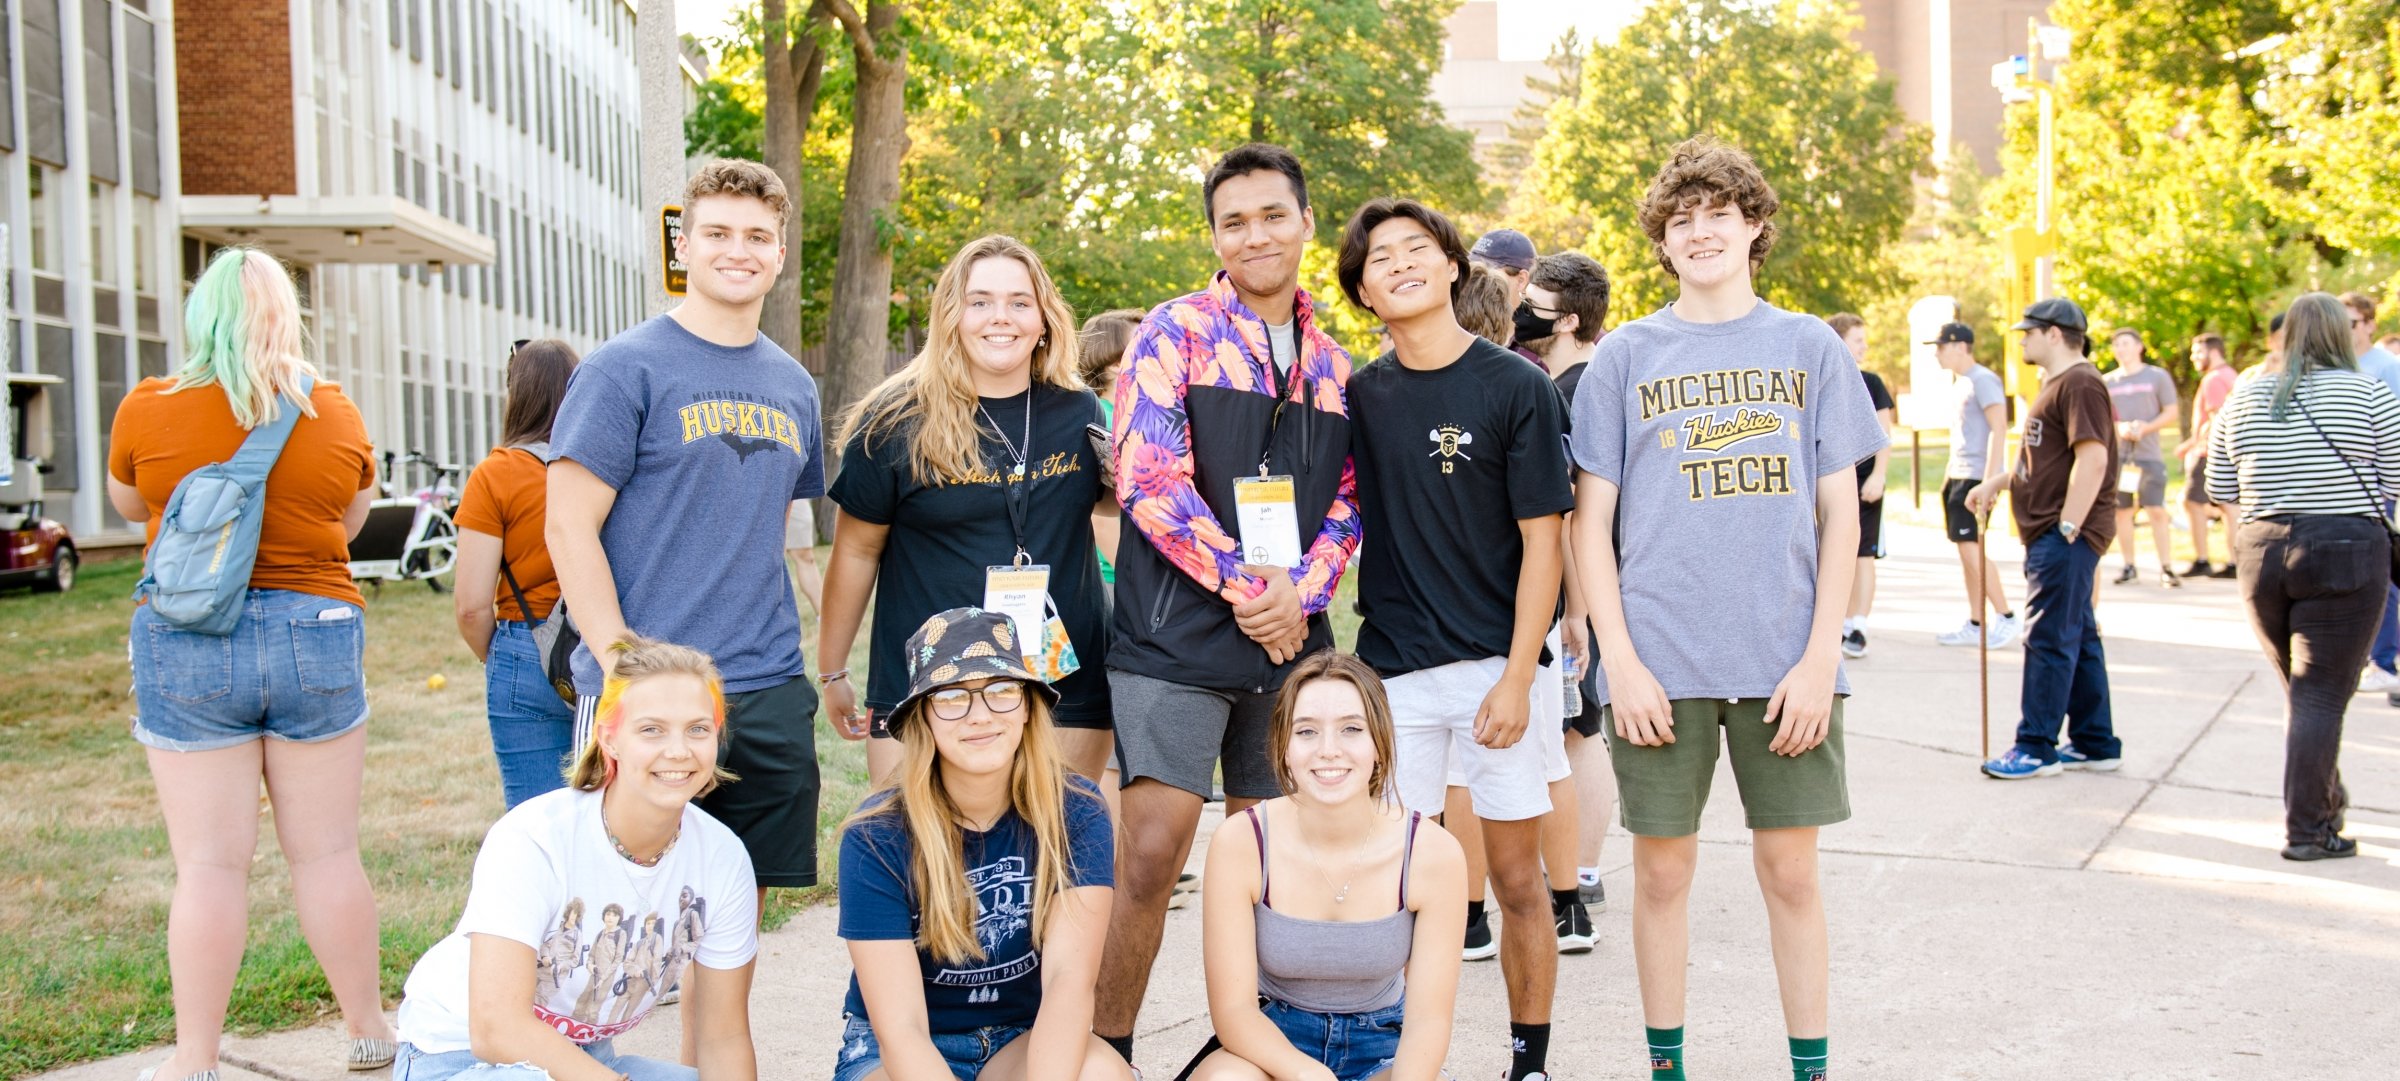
[89,181,116,285]
[126,12,162,195]
[22,0,68,166]
[28,166,65,274]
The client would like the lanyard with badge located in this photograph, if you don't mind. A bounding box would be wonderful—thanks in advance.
[1232,327,1306,568]
[980,391,1081,681]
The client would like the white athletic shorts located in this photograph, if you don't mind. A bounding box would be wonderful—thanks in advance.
[1389,654,1559,823]
[1444,626,1573,790]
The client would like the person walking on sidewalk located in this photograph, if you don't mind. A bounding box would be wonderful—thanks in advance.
[109,247,399,1081]
[454,338,580,809]
[2206,293,2400,861]
[1185,651,1467,1081]
[1929,323,2021,648]
[1967,297,2124,780]
[831,608,1125,1081]
[1340,196,1576,1081]
[2337,293,2400,695]
[2102,329,2182,587]
[1096,143,1362,1071]
[1825,313,1894,658]
[1569,137,1886,1081]
[2176,335,2240,580]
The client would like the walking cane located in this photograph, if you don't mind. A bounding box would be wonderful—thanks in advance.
[1977,507,1992,763]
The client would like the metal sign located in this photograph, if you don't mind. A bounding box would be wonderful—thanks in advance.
[661,205,686,297]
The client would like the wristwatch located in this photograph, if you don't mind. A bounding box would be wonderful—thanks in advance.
[2057,521,2081,544]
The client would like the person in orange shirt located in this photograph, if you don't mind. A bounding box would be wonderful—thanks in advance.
[455,338,581,808]
[105,247,396,1081]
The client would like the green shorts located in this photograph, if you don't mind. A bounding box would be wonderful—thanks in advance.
[1603,697,1850,836]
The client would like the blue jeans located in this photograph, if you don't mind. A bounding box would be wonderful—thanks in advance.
[1262,997,1405,1081]
[2372,501,2397,674]
[486,619,575,807]
[129,589,368,752]
[831,1014,1029,1081]
[2015,530,2119,763]
[392,1039,691,1081]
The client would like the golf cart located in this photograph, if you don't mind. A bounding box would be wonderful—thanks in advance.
[1,372,76,593]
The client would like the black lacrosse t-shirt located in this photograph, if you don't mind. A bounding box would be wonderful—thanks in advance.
[828,382,1111,726]
[1347,336,1576,677]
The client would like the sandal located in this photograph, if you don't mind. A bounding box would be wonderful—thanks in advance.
[136,1068,221,1081]
[348,1038,398,1071]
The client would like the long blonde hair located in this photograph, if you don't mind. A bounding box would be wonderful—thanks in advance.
[840,235,1081,486]
[845,691,1082,965]
[166,247,319,429]
[567,637,734,795]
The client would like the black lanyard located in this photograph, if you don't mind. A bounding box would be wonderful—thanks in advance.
[982,391,1037,565]
[1257,321,1301,477]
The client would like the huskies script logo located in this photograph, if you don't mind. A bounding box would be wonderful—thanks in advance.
[1428,425,1474,474]
[677,396,807,463]
[1679,407,1784,452]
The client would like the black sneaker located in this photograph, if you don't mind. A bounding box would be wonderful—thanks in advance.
[1555,897,1595,954]
[2181,560,2213,578]
[1577,877,1606,911]
[1462,910,1498,961]
[2161,570,2182,589]
[1839,628,1867,659]
[2281,836,2358,861]
[2113,565,2139,585]
[2209,564,2238,579]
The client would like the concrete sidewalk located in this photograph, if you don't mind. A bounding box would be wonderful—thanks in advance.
[36,521,2400,1081]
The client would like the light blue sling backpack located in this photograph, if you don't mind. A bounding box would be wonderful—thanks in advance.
[134,375,316,634]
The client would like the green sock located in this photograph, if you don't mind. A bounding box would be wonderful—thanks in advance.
[1790,1035,1828,1081]
[1644,1026,1685,1079]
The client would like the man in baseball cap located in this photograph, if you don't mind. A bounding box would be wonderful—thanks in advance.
[1968,296,2122,780]
[1927,321,2021,650]
[1470,229,1541,364]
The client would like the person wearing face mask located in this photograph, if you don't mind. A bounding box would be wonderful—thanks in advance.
[831,608,1123,1081]
[819,235,1116,789]
[1183,651,1466,1081]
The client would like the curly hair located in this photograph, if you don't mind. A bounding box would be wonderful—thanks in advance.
[683,158,792,237]
[1636,136,1780,279]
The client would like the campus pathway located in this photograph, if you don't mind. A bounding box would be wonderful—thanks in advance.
[36,520,2400,1081]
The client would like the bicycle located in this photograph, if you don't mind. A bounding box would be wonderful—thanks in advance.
[347,450,462,594]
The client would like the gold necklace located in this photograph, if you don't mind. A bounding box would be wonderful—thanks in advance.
[1292,813,1377,905]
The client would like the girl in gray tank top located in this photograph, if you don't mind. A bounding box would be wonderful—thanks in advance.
[1180,653,1466,1081]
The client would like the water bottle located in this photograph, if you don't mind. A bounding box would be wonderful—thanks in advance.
[1561,653,1585,718]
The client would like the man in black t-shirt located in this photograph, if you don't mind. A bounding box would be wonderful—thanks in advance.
[1826,313,1895,658]
[1340,198,1575,1081]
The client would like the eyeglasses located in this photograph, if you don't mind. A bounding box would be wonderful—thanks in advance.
[927,680,1027,721]
[1519,299,1563,318]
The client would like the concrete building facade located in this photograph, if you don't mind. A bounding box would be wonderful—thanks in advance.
[3,0,652,540]
[1851,0,2053,174]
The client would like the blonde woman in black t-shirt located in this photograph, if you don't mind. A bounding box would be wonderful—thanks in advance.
[818,235,1119,787]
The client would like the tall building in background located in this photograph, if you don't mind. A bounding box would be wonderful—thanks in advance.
[2,0,658,540]
[1430,1,1545,167]
[1850,0,2052,174]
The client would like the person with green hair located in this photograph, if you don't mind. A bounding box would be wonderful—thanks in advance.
[2205,291,2400,862]
[105,246,396,1081]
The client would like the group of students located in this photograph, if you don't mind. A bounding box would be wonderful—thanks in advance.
[119,137,1901,1081]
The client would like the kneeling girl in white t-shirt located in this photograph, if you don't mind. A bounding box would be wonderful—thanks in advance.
[394,638,761,1081]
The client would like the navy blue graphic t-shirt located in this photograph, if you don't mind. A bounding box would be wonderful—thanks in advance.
[551,314,827,693]
[837,780,1114,1033]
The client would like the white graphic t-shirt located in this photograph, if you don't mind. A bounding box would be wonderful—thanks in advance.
[396,788,759,1053]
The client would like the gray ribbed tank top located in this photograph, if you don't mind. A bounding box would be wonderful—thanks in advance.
[1246,806,1419,1014]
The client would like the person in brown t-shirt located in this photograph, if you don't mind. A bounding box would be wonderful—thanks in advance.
[1966,296,2123,779]
[453,338,580,808]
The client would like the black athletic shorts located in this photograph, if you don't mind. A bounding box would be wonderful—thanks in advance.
[1942,478,1982,542]
[704,675,822,888]
[1857,491,1886,558]
[2183,458,2218,506]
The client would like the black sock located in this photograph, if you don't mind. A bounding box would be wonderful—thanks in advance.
[1467,899,1487,927]
[1509,1021,1551,1080]
[1551,887,1578,913]
[2001,610,2016,618]
[1100,1033,1133,1064]
[1968,619,1981,627]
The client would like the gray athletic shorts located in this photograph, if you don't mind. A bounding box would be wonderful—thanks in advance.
[1108,668,1282,800]
[2119,458,2167,509]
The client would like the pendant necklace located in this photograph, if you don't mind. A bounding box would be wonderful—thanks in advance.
[1295,818,1376,905]
[979,389,1033,478]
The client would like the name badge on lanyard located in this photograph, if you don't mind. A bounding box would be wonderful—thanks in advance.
[1233,475,1303,568]
[983,563,1052,663]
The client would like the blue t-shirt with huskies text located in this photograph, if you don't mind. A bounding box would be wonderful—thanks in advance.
[551,314,826,694]
[837,781,1114,1034]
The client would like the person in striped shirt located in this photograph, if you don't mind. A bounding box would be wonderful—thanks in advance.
[2205,292,2400,861]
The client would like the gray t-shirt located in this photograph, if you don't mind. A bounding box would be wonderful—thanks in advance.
[1265,318,1296,379]
[1946,364,2008,479]
[1569,301,1888,702]
[551,315,828,694]
[2104,364,2179,463]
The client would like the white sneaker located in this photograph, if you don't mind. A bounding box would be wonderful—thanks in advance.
[1935,620,1984,647]
[1988,613,2023,648]
[2360,666,2400,694]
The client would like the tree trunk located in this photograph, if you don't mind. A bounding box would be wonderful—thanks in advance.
[823,1,909,443]
[761,0,804,354]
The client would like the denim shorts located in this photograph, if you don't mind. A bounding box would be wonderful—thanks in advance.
[393,1038,692,1081]
[1262,997,1404,1081]
[485,619,574,808]
[129,589,369,753]
[831,1013,1029,1081]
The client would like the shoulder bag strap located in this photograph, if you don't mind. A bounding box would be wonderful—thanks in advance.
[224,374,315,481]
[2290,389,2391,520]
[497,557,533,622]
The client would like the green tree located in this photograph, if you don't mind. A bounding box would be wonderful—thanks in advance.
[1531,0,1928,318]
[2256,0,2400,304]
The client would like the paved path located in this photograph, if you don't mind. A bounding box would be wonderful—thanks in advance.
[36,521,2400,1081]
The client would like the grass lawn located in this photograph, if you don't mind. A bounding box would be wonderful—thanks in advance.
[0,553,870,1077]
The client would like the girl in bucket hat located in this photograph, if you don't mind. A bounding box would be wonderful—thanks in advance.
[833,607,1126,1081]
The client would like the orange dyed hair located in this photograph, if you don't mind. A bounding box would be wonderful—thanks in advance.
[566,637,734,794]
